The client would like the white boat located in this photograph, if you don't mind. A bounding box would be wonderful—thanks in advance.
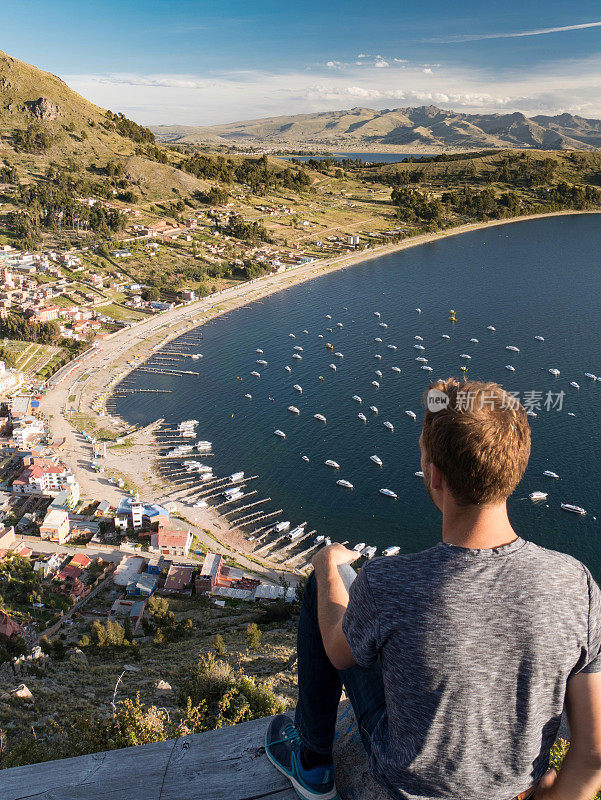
[352,395,362,403]
[223,487,243,501]
[414,344,425,350]
[337,322,343,328]
[369,405,378,413]
[416,356,428,362]
[303,330,309,334]
[292,354,302,360]
[375,337,383,343]
[568,412,576,417]
[302,455,310,462]
[383,421,394,431]
[293,384,303,393]
[370,455,383,466]
[421,365,433,371]
[251,370,261,377]
[286,525,306,541]
[543,470,559,479]
[314,535,324,544]
[561,503,586,515]
[288,406,300,414]
[470,338,479,343]
[530,491,547,501]
[245,393,252,399]
[358,413,367,422]
[325,459,340,469]
[392,366,402,373]
[318,334,324,339]
[549,368,560,376]
[585,372,597,380]
[374,354,382,359]
[256,359,268,366]
[334,352,344,358]
[324,538,331,546]
[289,333,296,338]
[337,479,354,489]
[487,325,496,331]
[380,488,397,499]
[293,345,303,352]
[383,546,401,557]
[329,364,337,371]
[570,381,580,389]
[505,365,515,371]
[274,430,286,438]
[256,349,263,354]
[415,470,424,477]
[375,370,383,377]
[405,410,417,419]
[230,471,245,483]
[379,322,388,328]
[275,521,291,533]
[459,353,471,359]
[314,413,326,422]
[353,542,366,552]
[416,308,421,313]
[200,471,214,482]
[374,311,380,317]
[363,546,377,559]
[535,336,545,342]
[387,344,397,350]
[506,346,520,352]
[415,335,423,341]
[196,441,212,451]
[285,365,292,372]
[442,334,450,339]
[326,314,332,319]
[371,381,380,388]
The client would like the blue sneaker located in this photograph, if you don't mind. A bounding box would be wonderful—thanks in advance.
[265,714,338,800]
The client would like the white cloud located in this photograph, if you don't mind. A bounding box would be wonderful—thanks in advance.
[431,20,601,43]
[375,59,390,68]
[63,54,601,125]
[326,60,342,69]
[393,58,409,63]
[357,53,368,59]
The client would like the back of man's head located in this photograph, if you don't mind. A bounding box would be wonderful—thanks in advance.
[422,378,531,507]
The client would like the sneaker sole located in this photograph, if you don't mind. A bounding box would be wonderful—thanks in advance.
[264,738,339,800]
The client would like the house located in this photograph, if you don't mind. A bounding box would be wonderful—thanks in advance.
[28,305,59,323]
[12,457,79,502]
[162,564,193,594]
[126,572,158,597]
[109,598,145,632]
[150,529,192,558]
[34,551,67,578]
[147,555,170,575]
[11,416,44,448]
[113,555,144,586]
[0,525,15,551]
[94,499,113,517]
[114,496,169,532]
[196,552,224,593]
[0,611,25,643]
[0,361,23,396]
[49,488,79,511]
[111,249,132,259]
[69,553,92,569]
[40,508,70,544]
[13,542,32,558]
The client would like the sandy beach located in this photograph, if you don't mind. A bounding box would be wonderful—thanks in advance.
[41,209,601,576]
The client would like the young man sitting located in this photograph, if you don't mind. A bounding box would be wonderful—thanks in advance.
[265,378,601,800]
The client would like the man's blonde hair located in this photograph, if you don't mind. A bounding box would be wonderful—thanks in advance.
[422,378,531,506]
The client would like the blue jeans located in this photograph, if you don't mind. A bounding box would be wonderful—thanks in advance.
[294,566,386,757]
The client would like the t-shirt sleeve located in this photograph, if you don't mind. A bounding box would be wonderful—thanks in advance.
[342,566,380,668]
[582,567,601,674]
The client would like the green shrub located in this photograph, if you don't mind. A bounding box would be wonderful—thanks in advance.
[213,634,227,656]
[246,622,262,650]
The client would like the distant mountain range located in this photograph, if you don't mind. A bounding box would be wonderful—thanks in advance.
[151,106,601,152]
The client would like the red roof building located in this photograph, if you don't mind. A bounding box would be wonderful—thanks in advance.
[69,553,92,569]
[0,610,25,642]
[163,564,193,594]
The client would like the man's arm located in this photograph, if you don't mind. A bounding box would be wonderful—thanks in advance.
[535,672,601,800]
[311,543,358,670]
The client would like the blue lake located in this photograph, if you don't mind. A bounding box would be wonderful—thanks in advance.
[115,214,601,579]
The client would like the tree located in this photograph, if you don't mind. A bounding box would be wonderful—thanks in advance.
[213,634,227,656]
[147,595,169,620]
[246,623,262,650]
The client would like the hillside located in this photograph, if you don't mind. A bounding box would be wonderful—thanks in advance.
[0,49,205,200]
[152,106,601,152]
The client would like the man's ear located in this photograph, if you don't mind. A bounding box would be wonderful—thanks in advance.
[429,462,444,491]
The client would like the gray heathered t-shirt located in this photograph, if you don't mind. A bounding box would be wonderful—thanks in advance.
[342,537,601,800]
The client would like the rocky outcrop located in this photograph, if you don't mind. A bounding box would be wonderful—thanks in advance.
[25,96,60,121]
[1,682,34,703]
[67,647,88,670]
[0,646,50,682]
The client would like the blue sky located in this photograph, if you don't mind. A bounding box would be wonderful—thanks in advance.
[4,1,601,124]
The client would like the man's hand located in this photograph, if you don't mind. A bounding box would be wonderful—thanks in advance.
[312,543,359,572]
